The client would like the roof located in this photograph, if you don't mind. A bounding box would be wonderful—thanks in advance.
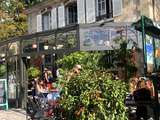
[132,16,160,38]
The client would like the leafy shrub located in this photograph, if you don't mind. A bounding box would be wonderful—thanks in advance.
[57,51,103,70]
[59,69,128,120]
[57,51,128,120]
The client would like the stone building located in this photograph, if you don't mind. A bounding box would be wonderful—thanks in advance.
[25,0,160,76]
[26,0,159,34]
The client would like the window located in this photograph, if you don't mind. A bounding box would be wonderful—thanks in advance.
[96,0,112,20]
[66,2,77,25]
[42,11,51,31]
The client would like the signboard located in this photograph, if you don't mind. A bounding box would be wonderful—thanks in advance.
[80,27,111,51]
[145,35,154,72]
[0,79,8,110]
[79,26,139,51]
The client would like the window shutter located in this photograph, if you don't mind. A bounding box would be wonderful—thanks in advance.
[77,0,86,24]
[51,7,57,29]
[58,5,65,28]
[86,0,96,23]
[112,0,123,17]
[37,14,42,32]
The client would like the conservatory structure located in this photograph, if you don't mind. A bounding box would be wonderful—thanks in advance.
[0,22,159,108]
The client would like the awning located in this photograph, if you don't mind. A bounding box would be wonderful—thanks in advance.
[132,16,160,38]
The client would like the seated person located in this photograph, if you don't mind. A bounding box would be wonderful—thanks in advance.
[133,80,152,120]
[36,79,48,97]
[67,64,82,81]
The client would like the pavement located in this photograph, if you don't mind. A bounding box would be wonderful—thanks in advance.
[0,109,27,120]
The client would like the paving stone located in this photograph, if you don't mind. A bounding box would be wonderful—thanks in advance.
[0,109,26,120]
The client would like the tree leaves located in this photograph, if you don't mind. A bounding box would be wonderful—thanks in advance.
[0,0,27,41]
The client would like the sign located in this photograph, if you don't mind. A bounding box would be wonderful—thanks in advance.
[0,79,8,110]
[80,27,111,51]
[79,26,139,51]
[146,35,154,72]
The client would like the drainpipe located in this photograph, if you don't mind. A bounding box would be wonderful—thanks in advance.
[152,0,156,21]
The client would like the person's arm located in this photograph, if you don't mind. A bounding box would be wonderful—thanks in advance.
[45,72,49,83]
[37,84,44,93]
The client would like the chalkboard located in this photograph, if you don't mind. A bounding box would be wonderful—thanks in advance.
[0,79,8,110]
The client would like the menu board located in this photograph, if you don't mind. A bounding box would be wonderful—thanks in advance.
[0,79,8,110]
[0,81,4,103]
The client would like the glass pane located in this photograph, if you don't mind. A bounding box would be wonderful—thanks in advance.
[127,27,139,49]
[66,31,77,48]
[42,11,51,31]
[38,34,56,51]
[68,3,77,24]
[101,1,106,15]
[0,46,6,58]
[110,26,127,49]
[22,38,37,53]
[56,32,66,50]
[45,54,52,64]
[8,41,20,56]
[8,57,17,100]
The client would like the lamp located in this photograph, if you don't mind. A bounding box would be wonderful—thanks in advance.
[44,45,49,50]
[57,44,63,49]
[53,46,56,50]
[27,56,31,59]
[1,53,5,57]
[32,43,37,48]
[41,54,45,59]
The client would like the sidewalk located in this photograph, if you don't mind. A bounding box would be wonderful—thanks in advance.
[0,109,27,120]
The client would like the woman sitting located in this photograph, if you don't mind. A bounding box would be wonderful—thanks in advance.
[36,79,48,97]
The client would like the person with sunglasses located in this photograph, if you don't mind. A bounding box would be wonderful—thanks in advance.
[67,64,82,81]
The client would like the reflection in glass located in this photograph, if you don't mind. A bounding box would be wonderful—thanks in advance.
[8,57,18,100]
[56,33,66,50]
[0,46,6,58]
[8,42,20,56]
[39,35,56,51]
[66,31,77,48]
[22,38,37,53]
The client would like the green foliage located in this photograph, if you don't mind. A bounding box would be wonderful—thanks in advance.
[24,0,46,7]
[57,51,128,120]
[0,0,27,41]
[59,69,128,120]
[27,67,40,79]
[57,51,103,70]
[0,64,6,77]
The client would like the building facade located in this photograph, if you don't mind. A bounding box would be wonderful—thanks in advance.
[26,0,160,34]
[25,0,160,74]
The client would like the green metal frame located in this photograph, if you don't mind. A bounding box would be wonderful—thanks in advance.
[132,15,160,120]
